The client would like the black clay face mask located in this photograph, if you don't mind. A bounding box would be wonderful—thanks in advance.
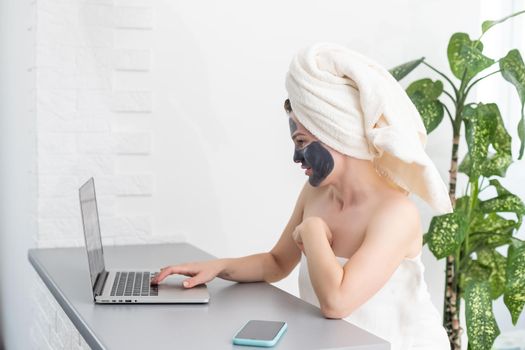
[294,141,334,187]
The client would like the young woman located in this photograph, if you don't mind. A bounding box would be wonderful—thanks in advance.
[151,43,452,349]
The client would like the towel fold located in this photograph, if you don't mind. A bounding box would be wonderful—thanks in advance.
[285,42,453,215]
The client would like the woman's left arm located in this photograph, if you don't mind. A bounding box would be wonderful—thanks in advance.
[298,198,420,319]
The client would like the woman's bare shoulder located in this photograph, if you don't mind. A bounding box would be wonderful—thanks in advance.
[377,194,419,221]
[358,195,422,259]
[368,194,421,240]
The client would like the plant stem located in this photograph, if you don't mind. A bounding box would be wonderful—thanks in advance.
[443,67,471,350]
[464,70,501,97]
[422,61,459,99]
[478,9,525,41]
[479,177,485,193]
[479,183,490,193]
[443,90,457,105]
[443,130,462,350]
[443,103,454,124]
[465,178,479,260]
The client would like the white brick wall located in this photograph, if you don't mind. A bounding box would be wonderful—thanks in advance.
[31,270,91,350]
[31,1,182,348]
[114,6,153,29]
[114,49,151,71]
[35,0,157,247]
[112,91,152,112]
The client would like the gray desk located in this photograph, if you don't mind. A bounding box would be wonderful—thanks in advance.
[28,243,389,350]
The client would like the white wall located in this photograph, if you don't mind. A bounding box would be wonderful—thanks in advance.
[0,1,37,349]
[2,0,524,348]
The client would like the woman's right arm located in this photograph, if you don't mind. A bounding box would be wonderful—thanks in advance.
[267,180,310,280]
[150,181,309,288]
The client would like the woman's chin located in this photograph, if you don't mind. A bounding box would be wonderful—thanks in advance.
[308,174,331,188]
[308,177,323,187]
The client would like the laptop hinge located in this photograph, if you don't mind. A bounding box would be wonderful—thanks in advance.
[93,270,109,299]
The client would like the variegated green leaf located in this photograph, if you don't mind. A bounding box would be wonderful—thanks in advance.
[489,179,511,196]
[481,20,497,34]
[422,232,429,245]
[481,10,525,34]
[469,231,513,253]
[461,104,512,178]
[447,33,495,83]
[500,49,525,106]
[504,239,525,325]
[479,193,525,218]
[409,97,444,133]
[427,212,467,259]
[518,117,525,160]
[458,153,472,176]
[469,213,516,253]
[464,281,500,350]
[483,104,513,176]
[455,195,471,214]
[463,260,491,290]
[491,104,512,154]
[463,104,497,179]
[460,156,507,179]
[483,180,523,231]
[389,57,425,81]
[477,249,507,299]
[406,79,444,134]
[469,213,516,252]
[406,78,443,100]
[500,49,525,159]
[481,152,512,177]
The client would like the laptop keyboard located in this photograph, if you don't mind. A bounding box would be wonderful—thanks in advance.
[110,271,158,297]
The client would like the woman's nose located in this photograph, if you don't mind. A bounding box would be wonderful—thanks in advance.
[293,149,304,163]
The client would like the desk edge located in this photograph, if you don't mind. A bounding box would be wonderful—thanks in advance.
[28,248,107,350]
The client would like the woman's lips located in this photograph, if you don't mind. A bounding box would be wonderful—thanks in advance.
[300,164,312,175]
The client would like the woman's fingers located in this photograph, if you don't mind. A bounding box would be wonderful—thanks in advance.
[150,268,169,285]
[151,264,194,284]
[182,273,205,288]
[150,260,219,288]
[294,218,333,247]
[183,268,217,288]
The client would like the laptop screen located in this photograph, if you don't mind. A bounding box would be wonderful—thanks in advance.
[79,177,105,291]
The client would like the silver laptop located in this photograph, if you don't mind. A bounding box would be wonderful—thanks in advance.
[79,177,210,304]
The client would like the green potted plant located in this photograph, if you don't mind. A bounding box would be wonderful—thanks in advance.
[388,9,525,350]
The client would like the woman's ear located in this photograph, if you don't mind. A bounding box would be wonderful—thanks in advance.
[284,99,292,114]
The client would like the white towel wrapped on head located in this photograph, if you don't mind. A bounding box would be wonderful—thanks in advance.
[285,42,453,215]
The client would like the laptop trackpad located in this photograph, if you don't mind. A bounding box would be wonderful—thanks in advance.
[157,275,208,297]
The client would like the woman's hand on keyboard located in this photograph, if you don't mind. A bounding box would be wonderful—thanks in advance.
[150,260,222,288]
